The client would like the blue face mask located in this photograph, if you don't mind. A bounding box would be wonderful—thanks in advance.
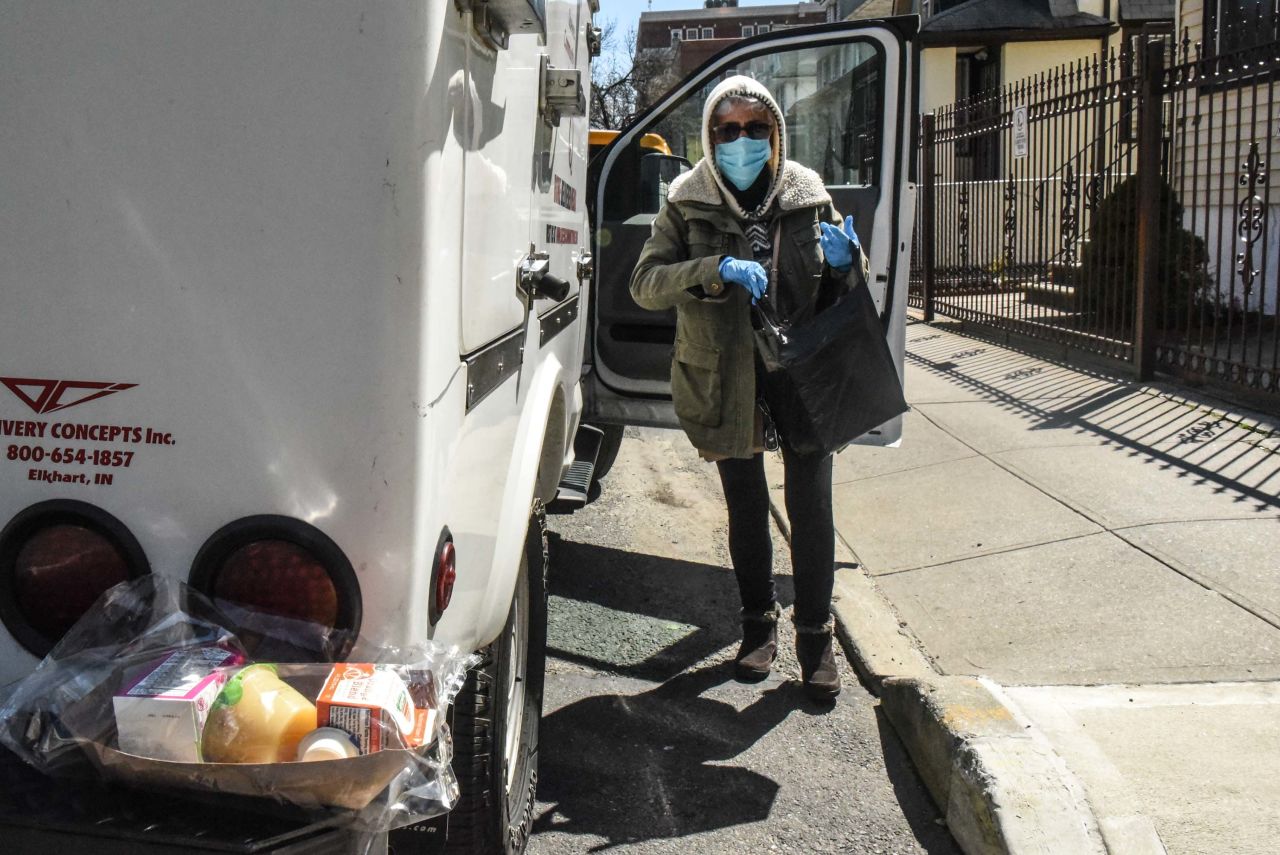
[715,137,772,191]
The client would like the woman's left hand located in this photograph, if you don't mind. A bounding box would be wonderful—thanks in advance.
[819,215,860,272]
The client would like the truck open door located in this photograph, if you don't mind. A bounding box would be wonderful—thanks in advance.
[585,18,918,447]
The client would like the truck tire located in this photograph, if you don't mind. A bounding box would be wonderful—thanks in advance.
[445,505,548,855]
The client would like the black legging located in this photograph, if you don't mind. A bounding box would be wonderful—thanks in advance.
[715,445,834,628]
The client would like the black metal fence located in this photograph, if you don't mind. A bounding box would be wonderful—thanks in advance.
[912,21,1280,402]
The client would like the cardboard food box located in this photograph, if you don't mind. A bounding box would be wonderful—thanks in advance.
[66,665,439,812]
[83,741,423,811]
[112,646,243,762]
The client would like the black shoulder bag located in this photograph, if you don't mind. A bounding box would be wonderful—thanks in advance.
[752,224,909,457]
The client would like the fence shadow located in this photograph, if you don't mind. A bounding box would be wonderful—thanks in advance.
[904,321,1280,513]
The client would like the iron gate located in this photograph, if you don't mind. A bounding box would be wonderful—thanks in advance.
[912,18,1280,401]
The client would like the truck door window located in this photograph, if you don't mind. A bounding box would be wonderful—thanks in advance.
[639,42,882,186]
[593,38,885,391]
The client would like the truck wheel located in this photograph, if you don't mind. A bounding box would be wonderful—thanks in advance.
[446,506,548,855]
[590,424,624,484]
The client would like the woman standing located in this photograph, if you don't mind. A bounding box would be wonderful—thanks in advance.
[629,76,862,702]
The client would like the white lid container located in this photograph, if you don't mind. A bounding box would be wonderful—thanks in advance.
[296,727,360,762]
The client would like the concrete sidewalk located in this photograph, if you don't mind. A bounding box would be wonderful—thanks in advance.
[767,319,1280,854]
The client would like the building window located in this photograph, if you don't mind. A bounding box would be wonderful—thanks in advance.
[758,24,771,34]
[702,27,714,39]
[742,25,755,37]
[1204,1,1280,57]
[954,47,1001,181]
[685,27,698,40]
[671,29,682,45]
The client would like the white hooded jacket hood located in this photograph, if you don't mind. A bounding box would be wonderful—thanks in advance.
[701,75,786,217]
[669,75,832,220]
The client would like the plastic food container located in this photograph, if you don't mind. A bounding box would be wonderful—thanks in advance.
[296,727,361,762]
[201,665,317,764]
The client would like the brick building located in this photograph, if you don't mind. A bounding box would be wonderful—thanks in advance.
[636,1,831,78]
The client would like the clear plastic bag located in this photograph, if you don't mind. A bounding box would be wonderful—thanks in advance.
[0,575,477,841]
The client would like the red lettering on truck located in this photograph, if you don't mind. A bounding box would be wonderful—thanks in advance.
[0,420,47,438]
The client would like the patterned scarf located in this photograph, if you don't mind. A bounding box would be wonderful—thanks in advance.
[745,220,772,265]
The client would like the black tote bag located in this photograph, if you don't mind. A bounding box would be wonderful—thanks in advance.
[753,235,908,457]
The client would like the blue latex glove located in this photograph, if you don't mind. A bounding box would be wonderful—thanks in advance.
[718,256,768,301]
[819,215,860,272]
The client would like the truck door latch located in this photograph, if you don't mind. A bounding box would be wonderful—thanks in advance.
[540,57,586,127]
[517,247,571,303]
[576,251,594,284]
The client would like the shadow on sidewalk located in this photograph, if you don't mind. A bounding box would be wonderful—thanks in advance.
[904,321,1280,513]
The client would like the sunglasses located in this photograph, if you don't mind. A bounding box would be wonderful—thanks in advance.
[711,120,773,144]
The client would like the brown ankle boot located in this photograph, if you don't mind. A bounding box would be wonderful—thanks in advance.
[795,622,841,701]
[735,606,779,681]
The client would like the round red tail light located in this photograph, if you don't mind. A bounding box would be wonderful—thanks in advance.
[15,525,130,640]
[190,517,361,658]
[0,501,150,656]
[214,540,339,628]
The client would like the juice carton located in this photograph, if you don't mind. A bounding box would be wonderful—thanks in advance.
[113,646,244,762]
[315,664,435,754]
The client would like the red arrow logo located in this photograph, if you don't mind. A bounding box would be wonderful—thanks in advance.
[0,378,137,414]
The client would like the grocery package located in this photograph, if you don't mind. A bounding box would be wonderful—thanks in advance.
[0,575,477,838]
[113,645,244,762]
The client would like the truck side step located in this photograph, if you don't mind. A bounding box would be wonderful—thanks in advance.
[550,423,604,511]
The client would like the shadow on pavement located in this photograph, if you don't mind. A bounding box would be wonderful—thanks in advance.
[535,532,957,852]
[544,533,795,684]
[875,709,958,854]
[533,666,798,850]
[534,534,823,849]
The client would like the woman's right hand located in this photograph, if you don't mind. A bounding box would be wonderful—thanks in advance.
[718,257,768,301]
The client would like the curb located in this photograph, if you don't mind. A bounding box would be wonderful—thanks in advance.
[767,491,1112,855]
[879,676,1106,855]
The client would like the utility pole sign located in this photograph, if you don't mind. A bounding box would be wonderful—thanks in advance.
[1013,106,1029,159]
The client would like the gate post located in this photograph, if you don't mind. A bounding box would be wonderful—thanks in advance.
[921,112,937,323]
[1134,39,1165,381]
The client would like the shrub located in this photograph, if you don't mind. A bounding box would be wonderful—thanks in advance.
[1077,175,1211,329]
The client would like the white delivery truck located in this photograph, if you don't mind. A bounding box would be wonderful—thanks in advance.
[0,3,917,853]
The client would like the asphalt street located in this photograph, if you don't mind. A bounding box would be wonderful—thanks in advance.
[528,427,959,855]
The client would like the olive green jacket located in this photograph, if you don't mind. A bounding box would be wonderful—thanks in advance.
[630,159,859,459]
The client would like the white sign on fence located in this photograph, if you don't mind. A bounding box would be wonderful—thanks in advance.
[1013,105,1029,159]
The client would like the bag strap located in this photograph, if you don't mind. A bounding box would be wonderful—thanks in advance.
[753,222,785,330]
[770,221,782,287]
